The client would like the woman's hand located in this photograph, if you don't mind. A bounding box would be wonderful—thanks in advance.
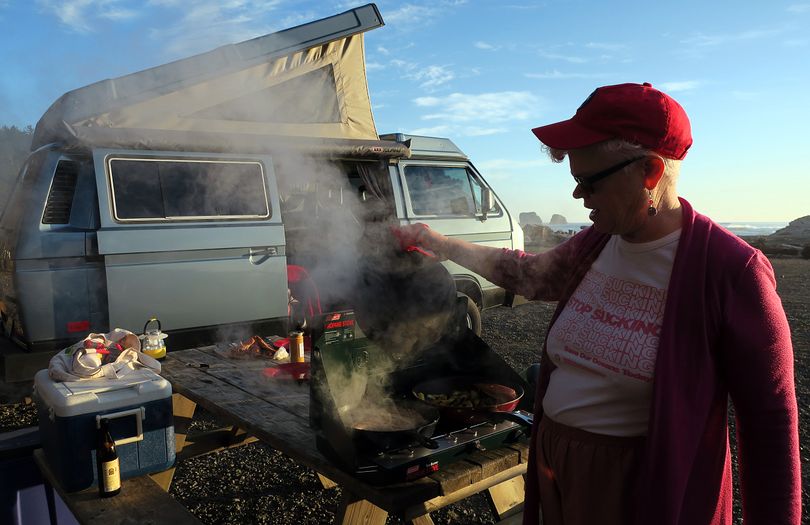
[391,223,449,259]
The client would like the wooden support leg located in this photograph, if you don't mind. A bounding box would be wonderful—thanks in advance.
[408,514,435,525]
[150,393,197,491]
[485,475,525,520]
[227,424,249,445]
[318,473,338,489]
[336,492,388,525]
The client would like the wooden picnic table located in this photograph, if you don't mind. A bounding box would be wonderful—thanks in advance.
[160,346,530,525]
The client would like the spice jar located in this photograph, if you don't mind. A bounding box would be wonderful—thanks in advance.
[289,331,305,363]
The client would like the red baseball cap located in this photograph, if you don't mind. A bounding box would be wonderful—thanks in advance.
[531,82,692,160]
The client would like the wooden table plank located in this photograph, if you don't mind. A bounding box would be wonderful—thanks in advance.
[403,463,528,521]
[468,448,520,479]
[34,449,203,525]
[486,475,525,520]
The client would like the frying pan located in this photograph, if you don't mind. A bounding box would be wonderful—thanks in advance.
[349,399,440,451]
[412,375,531,427]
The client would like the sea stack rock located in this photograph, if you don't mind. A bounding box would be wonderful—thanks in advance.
[771,215,810,241]
[549,214,567,225]
[519,212,543,227]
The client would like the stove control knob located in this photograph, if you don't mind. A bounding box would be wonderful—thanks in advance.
[468,440,485,452]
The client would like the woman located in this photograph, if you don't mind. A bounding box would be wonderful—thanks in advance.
[398,83,800,525]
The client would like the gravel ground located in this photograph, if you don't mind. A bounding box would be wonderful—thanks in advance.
[1,257,808,524]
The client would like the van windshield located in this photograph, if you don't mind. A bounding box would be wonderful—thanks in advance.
[404,165,499,217]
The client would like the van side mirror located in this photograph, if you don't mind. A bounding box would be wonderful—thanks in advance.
[480,188,495,221]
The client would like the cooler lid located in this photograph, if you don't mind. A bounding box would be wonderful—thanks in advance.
[34,369,172,418]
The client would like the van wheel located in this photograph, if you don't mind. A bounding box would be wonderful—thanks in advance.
[460,293,482,336]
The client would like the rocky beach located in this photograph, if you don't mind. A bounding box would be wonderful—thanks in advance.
[1,239,808,524]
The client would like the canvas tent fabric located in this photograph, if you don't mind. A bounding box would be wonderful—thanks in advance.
[32,5,385,151]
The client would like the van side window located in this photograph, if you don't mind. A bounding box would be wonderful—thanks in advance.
[404,166,500,217]
[107,158,269,221]
[42,160,78,224]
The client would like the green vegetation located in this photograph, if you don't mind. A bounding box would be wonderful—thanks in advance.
[0,125,34,213]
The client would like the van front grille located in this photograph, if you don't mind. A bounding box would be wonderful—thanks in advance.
[42,161,78,224]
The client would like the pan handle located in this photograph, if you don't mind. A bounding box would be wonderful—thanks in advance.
[415,433,440,449]
[493,410,534,428]
[416,422,440,449]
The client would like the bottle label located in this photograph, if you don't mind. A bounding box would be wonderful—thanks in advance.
[101,458,121,492]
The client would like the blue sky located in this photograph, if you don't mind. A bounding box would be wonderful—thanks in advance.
[1,1,808,223]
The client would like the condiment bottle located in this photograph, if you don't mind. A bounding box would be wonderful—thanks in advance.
[96,418,121,497]
[289,331,305,363]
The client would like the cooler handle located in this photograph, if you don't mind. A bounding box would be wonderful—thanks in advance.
[96,407,146,446]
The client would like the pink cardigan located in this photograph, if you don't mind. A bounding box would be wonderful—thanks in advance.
[492,199,800,525]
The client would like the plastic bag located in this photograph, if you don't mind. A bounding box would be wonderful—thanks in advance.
[48,328,161,382]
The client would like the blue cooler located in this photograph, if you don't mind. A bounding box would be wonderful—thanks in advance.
[33,368,175,492]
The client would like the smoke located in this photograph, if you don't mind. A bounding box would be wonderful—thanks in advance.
[28,15,457,424]
[315,347,431,433]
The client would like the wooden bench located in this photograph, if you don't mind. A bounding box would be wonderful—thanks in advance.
[33,448,203,525]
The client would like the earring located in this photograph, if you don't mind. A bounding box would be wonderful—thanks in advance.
[647,190,657,216]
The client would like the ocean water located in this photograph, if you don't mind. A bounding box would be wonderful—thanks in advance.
[545,221,787,237]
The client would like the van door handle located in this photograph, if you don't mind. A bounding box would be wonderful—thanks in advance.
[248,247,278,265]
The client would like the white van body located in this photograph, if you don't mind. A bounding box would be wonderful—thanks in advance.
[0,4,522,359]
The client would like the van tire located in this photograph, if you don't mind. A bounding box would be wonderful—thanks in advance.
[460,293,482,336]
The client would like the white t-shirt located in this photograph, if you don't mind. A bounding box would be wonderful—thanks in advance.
[542,229,681,436]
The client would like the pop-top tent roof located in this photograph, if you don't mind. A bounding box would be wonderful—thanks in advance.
[32,3,405,157]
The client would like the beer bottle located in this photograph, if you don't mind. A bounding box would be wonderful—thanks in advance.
[96,418,121,497]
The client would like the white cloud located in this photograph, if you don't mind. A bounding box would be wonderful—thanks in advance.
[380,1,467,30]
[143,0,286,58]
[657,81,701,92]
[414,91,540,123]
[537,50,588,64]
[37,0,141,32]
[525,70,607,80]
[366,62,385,71]
[407,124,453,136]
[465,127,508,136]
[475,41,497,50]
[391,59,455,90]
[787,3,810,13]
[383,4,439,26]
[407,91,541,138]
[584,42,627,52]
[417,65,455,89]
[681,27,785,47]
[36,0,288,46]
[377,45,390,55]
[502,3,543,9]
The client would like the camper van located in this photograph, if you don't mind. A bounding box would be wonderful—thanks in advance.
[0,4,523,355]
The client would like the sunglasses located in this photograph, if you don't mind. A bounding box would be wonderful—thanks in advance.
[572,156,647,194]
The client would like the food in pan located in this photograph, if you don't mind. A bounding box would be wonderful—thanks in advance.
[228,336,276,358]
[415,388,496,408]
